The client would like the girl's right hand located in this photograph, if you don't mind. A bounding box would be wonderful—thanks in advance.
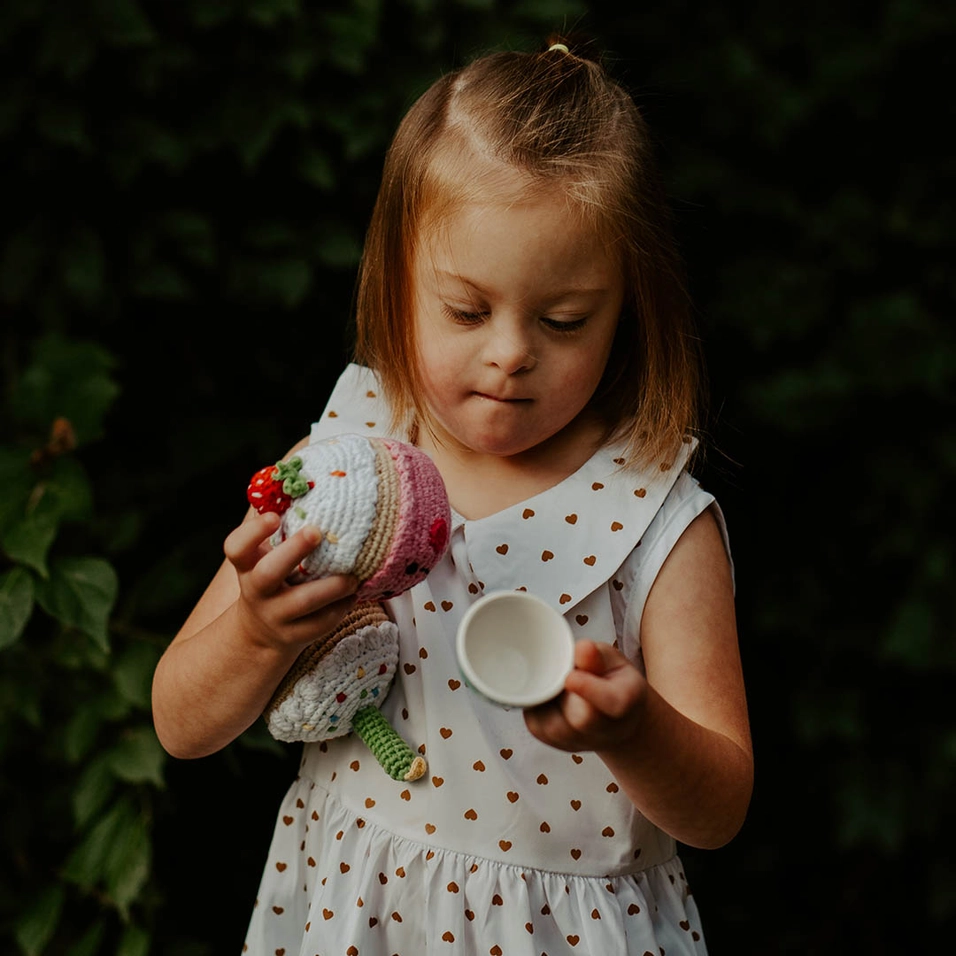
[151,509,360,759]
[225,510,360,654]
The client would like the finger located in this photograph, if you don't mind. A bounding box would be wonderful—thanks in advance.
[523,650,603,731]
[277,573,360,622]
[249,525,324,591]
[523,698,573,746]
[525,689,604,751]
[574,639,631,675]
[565,664,643,722]
[275,587,361,644]
[573,640,608,675]
[560,686,596,724]
[224,511,280,573]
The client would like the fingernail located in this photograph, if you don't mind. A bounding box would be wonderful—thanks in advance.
[302,525,322,546]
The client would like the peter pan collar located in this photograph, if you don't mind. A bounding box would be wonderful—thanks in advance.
[312,364,690,614]
[454,441,690,614]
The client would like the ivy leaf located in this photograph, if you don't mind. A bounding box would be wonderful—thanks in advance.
[320,5,380,74]
[0,668,42,729]
[0,447,33,533]
[246,0,301,27]
[61,226,105,308]
[107,726,166,788]
[62,682,140,765]
[62,701,108,766]
[184,0,233,29]
[158,209,216,267]
[130,259,192,299]
[116,924,150,956]
[93,0,157,47]
[0,567,34,650]
[314,230,362,269]
[1,496,59,577]
[73,753,116,830]
[65,920,106,956]
[62,799,127,888]
[112,643,161,710]
[35,97,90,151]
[229,257,312,308]
[11,334,120,446]
[34,557,118,652]
[45,456,94,521]
[62,796,151,918]
[297,146,335,190]
[14,884,65,956]
[104,804,152,919]
[120,117,188,174]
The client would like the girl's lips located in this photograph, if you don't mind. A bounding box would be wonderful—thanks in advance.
[474,391,531,403]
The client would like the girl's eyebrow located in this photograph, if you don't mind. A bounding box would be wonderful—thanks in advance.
[433,271,490,294]
[433,270,609,299]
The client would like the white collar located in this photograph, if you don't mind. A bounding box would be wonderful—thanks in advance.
[453,441,689,613]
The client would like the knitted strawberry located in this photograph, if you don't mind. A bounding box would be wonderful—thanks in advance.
[246,458,314,516]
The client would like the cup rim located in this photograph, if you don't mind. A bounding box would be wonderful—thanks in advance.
[456,589,575,708]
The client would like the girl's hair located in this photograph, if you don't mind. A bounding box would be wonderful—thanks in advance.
[354,34,704,470]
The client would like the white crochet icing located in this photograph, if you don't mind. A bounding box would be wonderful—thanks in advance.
[274,434,380,582]
[265,621,400,743]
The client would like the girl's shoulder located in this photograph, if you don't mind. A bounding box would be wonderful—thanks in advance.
[615,470,732,659]
[310,364,391,444]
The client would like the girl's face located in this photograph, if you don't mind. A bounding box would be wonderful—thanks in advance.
[411,180,624,465]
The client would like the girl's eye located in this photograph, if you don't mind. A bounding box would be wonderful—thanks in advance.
[441,304,487,325]
[440,304,588,332]
[542,316,588,333]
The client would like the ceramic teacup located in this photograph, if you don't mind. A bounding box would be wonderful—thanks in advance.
[456,590,575,708]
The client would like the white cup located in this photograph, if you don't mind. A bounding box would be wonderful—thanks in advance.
[456,590,575,708]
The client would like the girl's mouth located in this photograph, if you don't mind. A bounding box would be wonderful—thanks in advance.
[474,392,530,404]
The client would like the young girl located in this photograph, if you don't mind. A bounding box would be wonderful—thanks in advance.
[152,35,752,956]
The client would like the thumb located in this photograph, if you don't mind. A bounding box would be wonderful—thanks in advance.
[572,639,628,676]
[565,641,638,716]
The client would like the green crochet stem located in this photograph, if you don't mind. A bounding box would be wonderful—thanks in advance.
[273,456,311,498]
[352,705,427,782]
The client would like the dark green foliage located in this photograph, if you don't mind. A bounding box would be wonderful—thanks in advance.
[1,0,953,952]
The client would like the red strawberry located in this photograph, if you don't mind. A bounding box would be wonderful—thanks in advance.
[247,456,315,515]
[247,465,293,515]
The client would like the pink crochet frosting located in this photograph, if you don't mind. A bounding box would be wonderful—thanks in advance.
[361,438,450,599]
[247,433,450,601]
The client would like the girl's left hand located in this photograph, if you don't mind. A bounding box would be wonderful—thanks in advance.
[524,640,648,754]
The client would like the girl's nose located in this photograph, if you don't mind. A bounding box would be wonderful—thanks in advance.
[484,321,537,374]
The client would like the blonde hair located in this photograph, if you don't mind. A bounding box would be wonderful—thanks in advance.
[354,36,703,469]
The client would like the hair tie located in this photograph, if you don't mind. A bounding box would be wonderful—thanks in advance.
[548,43,569,54]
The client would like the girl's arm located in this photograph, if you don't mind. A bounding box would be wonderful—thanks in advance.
[151,442,359,760]
[524,507,752,850]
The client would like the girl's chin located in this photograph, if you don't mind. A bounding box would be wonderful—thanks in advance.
[427,423,537,459]
[422,407,581,461]
[450,436,534,459]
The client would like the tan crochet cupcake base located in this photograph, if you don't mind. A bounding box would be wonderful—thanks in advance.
[351,438,400,583]
[265,603,391,715]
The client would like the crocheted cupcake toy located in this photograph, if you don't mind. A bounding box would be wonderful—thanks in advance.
[247,433,451,782]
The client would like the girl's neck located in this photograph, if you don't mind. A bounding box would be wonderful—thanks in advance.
[415,417,607,521]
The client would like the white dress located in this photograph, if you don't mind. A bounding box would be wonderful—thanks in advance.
[242,365,730,956]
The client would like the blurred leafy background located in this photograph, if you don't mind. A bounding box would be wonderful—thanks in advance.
[1,0,953,953]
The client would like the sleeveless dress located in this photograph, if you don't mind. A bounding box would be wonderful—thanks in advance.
[242,364,730,956]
